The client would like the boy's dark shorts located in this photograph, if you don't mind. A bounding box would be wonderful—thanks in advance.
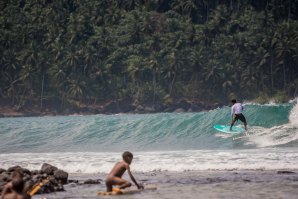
[234,113,247,124]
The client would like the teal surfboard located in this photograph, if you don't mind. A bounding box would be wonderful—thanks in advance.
[213,125,245,134]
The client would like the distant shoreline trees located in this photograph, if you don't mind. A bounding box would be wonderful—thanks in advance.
[1,0,297,112]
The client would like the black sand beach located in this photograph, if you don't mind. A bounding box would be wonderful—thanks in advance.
[35,170,298,199]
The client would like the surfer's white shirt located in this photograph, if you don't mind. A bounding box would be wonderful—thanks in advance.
[231,103,243,115]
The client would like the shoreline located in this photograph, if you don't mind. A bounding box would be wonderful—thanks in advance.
[1,98,296,118]
[39,170,298,199]
[2,164,297,198]
[0,100,223,118]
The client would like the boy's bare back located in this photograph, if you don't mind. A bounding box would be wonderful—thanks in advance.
[2,192,25,199]
[108,161,129,178]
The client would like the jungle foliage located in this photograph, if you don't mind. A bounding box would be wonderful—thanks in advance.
[1,0,298,112]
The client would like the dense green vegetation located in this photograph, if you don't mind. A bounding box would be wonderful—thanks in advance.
[1,0,298,113]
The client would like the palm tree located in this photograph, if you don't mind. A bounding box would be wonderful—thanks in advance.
[275,21,297,90]
[48,64,68,110]
[67,77,88,103]
[164,50,185,96]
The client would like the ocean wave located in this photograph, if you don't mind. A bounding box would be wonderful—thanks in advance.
[0,103,296,153]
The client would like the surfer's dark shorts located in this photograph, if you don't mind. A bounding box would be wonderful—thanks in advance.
[234,114,247,124]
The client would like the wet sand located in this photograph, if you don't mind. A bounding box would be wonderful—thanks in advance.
[34,170,298,199]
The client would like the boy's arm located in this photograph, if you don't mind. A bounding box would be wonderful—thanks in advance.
[127,166,143,189]
[1,182,12,199]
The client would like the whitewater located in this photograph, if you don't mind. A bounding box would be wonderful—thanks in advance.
[1,101,297,174]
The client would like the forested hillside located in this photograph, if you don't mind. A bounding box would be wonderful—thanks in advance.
[1,0,298,115]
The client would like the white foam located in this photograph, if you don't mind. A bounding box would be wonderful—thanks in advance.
[241,125,298,147]
[240,102,298,147]
[289,102,298,128]
[1,149,298,173]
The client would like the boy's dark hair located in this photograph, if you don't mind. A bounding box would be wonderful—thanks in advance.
[12,177,24,194]
[231,99,237,103]
[122,151,133,159]
[10,170,24,194]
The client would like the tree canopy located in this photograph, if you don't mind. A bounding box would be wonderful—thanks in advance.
[1,0,298,113]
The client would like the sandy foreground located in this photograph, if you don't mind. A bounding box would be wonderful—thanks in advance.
[35,170,298,199]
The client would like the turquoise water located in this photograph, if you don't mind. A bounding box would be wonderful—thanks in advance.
[0,103,295,153]
[1,102,298,173]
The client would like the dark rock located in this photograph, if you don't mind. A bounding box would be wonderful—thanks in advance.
[38,170,44,174]
[103,101,120,114]
[32,175,41,182]
[22,168,31,176]
[153,103,165,112]
[54,183,64,191]
[48,176,58,185]
[53,170,68,185]
[42,173,48,178]
[0,169,6,174]
[136,105,144,111]
[0,165,68,196]
[66,183,77,188]
[7,166,31,177]
[68,179,79,183]
[23,174,31,182]
[118,101,135,113]
[83,179,101,184]
[187,108,193,112]
[144,106,156,113]
[24,180,34,193]
[164,107,174,112]
[175,108,186,113]
[189,104,202,112]
[7,165,22,172]
[176,100,191,110]
[39,181,55,194]
[31,170,39,175]
[0,172,11,182]
[41,163,58,175]
[87,108,100,114]
[277,170,295,174]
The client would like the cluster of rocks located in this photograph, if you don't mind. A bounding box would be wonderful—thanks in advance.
[0,163,68,195]
[0,164,103,196]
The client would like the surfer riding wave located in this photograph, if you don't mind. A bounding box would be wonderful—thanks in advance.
[230,99,247,131]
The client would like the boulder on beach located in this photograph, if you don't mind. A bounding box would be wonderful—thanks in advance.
[0,164,69,197]
[277,170,296,174]
[54,169,68,185]
[41,163,58,175]
[0,172,11,182]
[83,179,101,184]
[7,165,22,172]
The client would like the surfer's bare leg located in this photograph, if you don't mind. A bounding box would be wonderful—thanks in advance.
[230,114,237,131]
[230,120,235,131]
